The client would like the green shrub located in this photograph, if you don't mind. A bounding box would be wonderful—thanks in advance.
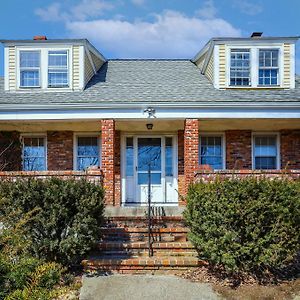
[0,177,105,266]
[184,177,300,273]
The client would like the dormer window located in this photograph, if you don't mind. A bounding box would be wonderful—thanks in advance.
[258,49,279,86]
[20,51,40,87]
[48,50,69,88]
[230,49,250,86]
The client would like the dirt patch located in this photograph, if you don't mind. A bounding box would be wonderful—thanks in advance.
[180,266,300,300]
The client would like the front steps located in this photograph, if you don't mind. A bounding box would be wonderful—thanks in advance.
[82,207,206,274]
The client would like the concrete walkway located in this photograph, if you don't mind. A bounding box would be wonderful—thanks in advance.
[80,274,221,300]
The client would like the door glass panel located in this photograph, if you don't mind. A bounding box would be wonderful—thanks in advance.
[138,173,161,185]
[126,137,134,176]
[138,138,161,171]
[165,137,173,176]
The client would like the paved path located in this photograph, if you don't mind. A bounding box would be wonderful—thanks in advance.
[80,274,221,300]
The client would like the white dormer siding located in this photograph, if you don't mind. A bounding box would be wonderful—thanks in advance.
[193,37,298,90]
[2,39,106,92]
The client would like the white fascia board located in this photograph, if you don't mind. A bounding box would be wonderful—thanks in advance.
[0,106,299,121]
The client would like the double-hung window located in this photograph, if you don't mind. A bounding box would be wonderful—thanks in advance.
[230,49,250,86]
[22,136,46,171]
[48,50,69,88]
[199,136,224,170]
[253,135,278,170]
[76,136,100,170]
[259,49,279,85]
[20,51,40,87]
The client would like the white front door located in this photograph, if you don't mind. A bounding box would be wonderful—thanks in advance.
[123,135,178,205]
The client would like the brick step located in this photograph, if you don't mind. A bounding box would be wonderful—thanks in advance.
[82,256,205,272]
[98,250,198,257]
[100,227,189,233]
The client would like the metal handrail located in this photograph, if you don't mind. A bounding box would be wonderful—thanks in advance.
[147,162,152,257]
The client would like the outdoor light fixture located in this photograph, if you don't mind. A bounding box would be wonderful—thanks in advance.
[143,107,156,118]
[146,123,153,130]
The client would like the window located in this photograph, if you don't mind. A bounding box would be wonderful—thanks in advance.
[200,136,224,170]
[48,51,69,87]
[230,49,250,86]
[253,135,278,170]
[259,49,279,85]
[22,137,46,171]
[20,51,40,87]
[76,136,99,170]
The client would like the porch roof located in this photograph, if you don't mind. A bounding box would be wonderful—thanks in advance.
[0,59,300,108]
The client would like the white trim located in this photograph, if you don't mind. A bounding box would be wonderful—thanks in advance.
[251,132,280,170]
[199,132,226,170]
[213,45,220,89]
[0,106,299,121]
[226,45,284,88]
[73,132,101,170]
[20,133,47,171]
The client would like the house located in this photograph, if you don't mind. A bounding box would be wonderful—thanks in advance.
[0,33,300,208]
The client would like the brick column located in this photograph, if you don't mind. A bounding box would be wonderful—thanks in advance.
[280,130,300,169]
[101,119,116,205]
[184,119,199,197]
[225,130,252,169]
[114,130,121,206]
[177,130,185,203]
[47,131,73,170]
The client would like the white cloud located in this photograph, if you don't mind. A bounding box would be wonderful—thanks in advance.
[65,10,241,58]
[131,0,145,6]
[196,0,217,19]
[232,0,263,16]
[35,0,114,22]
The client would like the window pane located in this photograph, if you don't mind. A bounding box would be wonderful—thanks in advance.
[48,71,68,87]
[48,51,68,87]
[20,51,40,68]
[255,157,276,170]
[77,137,99,170]
[254,136,277,170]
[48,51,68,67]
[165,137,173,176]
[138,138,161,171]
[20,70,40,87]
[77,157,99,171]
[126,137,134,176]
[22,137,45,171]
[230,49,250,86]
[138,173,161,185]
[259,49,279,86]
[200,136,223,170]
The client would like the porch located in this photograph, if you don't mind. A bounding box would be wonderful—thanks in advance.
[0,118,299,206]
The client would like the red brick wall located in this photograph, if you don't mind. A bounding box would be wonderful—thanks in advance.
[114,130,121,206]
[177,130,185,204]
[47,131,73,170]
[184,119,199,198]
[226,130,252,169]
[280,130,300,169]
[101,119,115,206]
[0,131,21,171]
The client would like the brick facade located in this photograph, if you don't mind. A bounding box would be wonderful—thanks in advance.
[47,131,73,170]
[225,130,252,169]
[0,131,22,171]
[114,130,121,206]
[101,119,116,205]
[280,130,300,169]
[183,119,199,197]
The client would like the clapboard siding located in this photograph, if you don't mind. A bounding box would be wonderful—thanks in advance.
[72,46,80,90]
[283,43,292,88]
[205,54,214,82]
[8,46,16,90]
[219,44,226,88]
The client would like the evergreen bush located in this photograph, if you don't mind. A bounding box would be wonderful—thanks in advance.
[0,177,105,266]
[184,177,300,273]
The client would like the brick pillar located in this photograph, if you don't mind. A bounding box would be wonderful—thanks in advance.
[280,130,300,169]
[0,131,22,171]
[47,131,73,170]
[114,130,121,206]
[184,119,199,197]
[225,130,252,169]
[101,119,115,205]
[177,130,185,203]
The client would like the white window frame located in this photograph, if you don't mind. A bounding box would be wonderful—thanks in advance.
[21,133,47,171]
[16,46,73,90]
[199,133,226,170]
[47,50,69,88]
[226,44,283,88]
[73,132,101,171]
[229,48,251,87]
[252,132,280,170]
[19,50,41,88]
[258,49,279,86]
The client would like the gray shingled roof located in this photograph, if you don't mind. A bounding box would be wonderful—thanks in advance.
[0,59,300,107]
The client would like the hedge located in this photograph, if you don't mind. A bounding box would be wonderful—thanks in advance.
[184,177,300,273]
[0,177,105,266]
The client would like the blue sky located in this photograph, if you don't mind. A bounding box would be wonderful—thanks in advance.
[0,0,299,75]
